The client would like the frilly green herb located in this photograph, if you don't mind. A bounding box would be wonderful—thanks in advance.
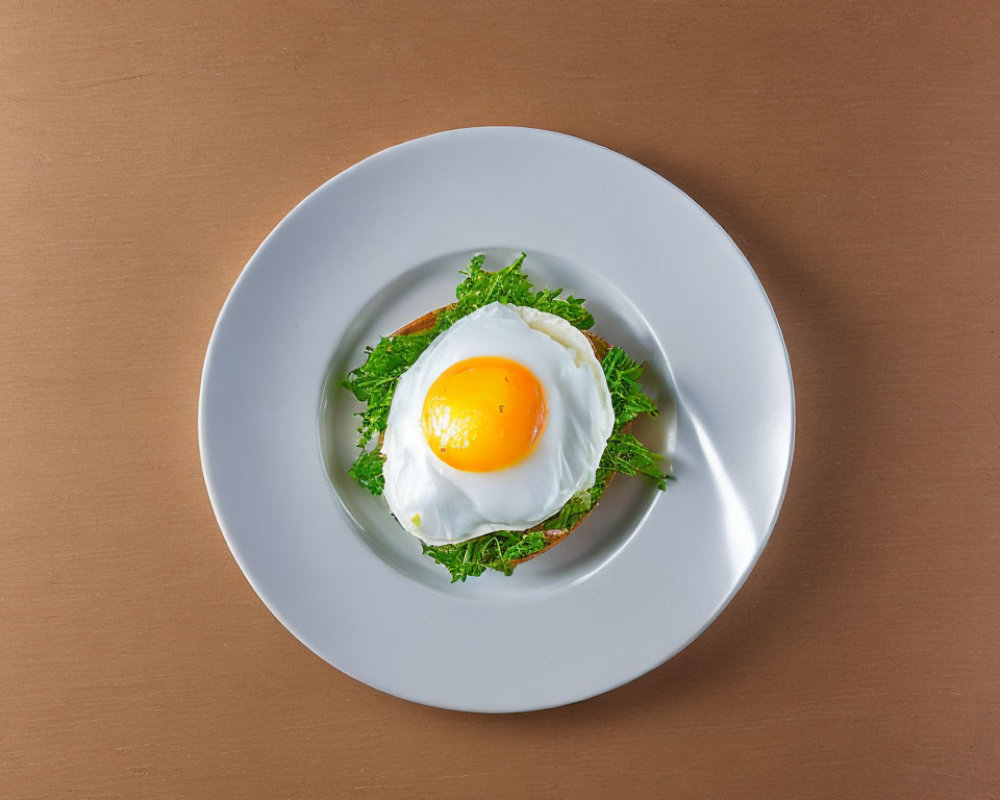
[343,253,670,582]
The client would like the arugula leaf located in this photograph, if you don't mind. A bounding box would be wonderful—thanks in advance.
[602,346,659,426]
[437,253,594,331]
[341,253,671,582]
[421,530,549,582]
[343,330,436,447]
[347,448,385,496]
[599,430,669,491]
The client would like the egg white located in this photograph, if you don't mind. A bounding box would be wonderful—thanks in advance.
[381,302,614,545]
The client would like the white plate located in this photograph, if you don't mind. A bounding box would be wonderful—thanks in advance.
[199,127,794,712]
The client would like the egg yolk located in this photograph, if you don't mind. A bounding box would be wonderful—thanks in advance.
[421,356,547,472]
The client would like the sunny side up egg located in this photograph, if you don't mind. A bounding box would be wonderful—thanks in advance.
[381,302,615,545]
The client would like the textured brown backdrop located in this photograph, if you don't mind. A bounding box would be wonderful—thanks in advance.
[2,1,998,797]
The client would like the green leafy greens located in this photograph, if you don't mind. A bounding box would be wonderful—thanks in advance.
[343,253,670,581]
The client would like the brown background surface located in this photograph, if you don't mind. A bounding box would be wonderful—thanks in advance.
[2,1,998,798]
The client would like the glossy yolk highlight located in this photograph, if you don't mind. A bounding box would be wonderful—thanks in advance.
[421,356,547,472]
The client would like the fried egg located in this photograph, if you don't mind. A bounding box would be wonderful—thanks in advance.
[381,302,614,545]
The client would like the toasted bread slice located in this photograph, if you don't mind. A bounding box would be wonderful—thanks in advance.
[389,305,618,566]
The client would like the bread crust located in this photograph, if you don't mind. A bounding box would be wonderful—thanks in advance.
[389,305,617,566]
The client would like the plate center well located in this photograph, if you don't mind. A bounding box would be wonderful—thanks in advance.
[319,249,676,599]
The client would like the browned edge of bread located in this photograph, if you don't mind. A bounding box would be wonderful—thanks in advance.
[388,304,622,566]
